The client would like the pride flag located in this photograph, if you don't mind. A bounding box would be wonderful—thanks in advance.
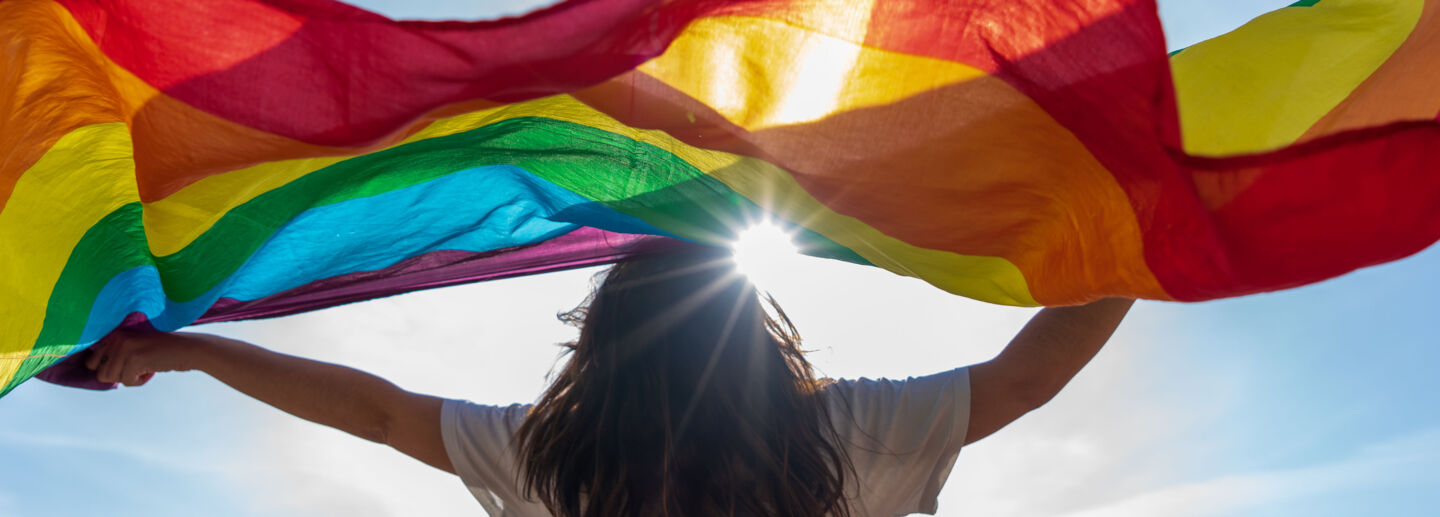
[2,0,1436,396]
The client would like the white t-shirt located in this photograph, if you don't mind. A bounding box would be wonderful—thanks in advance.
[441,367,971,516]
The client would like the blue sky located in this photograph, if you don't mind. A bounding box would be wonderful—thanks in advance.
[4,1,1438,516]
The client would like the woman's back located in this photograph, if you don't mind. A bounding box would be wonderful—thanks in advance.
[445,364,972,516]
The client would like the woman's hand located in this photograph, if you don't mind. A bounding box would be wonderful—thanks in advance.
[84,331,227,386]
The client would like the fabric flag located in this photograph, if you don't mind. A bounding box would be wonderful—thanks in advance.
[1,0,1437,396]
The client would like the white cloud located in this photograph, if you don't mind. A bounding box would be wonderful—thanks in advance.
[224,435,450,517]
[928,301,1273,517]
[1048,427,1440,517]
[931,295,1440,517]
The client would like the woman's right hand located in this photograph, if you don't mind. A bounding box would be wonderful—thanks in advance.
[84,331,226,386]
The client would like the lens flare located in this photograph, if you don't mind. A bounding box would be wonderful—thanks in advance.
[732,221,799,286]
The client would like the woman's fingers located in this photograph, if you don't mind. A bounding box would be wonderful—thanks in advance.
[96,333,142,384]
[98,349,128,384]
[84,349,104,371]
[84,335,120,371]
[121,365,153,387]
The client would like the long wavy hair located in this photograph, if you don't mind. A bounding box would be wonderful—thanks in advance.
[514,246,853,517]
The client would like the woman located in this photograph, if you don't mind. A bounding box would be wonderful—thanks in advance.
[88,246,1133,516]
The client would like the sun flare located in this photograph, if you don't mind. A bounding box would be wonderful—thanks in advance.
[732,221,800,286]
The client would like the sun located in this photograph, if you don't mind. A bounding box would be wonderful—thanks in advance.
[731,221,800,286]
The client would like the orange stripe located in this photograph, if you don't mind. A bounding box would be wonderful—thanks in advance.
[1303,0,1440,139]
[0,0,498,207]
[753,77,1170,304]
[580,69,1170,304]
[0,0,125,212]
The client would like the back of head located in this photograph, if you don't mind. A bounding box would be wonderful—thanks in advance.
[515,246,851,517]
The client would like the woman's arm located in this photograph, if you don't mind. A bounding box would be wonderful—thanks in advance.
[87,331,456,473]
[964,298,1135,445]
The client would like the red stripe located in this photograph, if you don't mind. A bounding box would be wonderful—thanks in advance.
[57,0,711,146]
[973,2,1212,298]
[1186,122,1440,298]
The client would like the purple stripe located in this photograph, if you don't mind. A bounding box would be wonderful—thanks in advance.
[38,228,690,390]
[195,227,685,323]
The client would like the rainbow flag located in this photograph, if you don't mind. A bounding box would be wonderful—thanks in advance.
[2,0,1437,396]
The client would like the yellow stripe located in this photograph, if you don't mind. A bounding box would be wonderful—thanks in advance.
[1172,0,1424,155]
[0,123,136,388]
[639,14,988,131]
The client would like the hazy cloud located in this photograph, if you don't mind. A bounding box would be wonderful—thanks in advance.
[0,429,220,476]
[1049,427,1440,517]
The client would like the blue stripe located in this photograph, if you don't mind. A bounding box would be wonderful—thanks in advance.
[73,164,671,345]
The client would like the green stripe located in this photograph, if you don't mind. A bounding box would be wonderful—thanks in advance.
[3,205,150,396]
[5,117,866,395]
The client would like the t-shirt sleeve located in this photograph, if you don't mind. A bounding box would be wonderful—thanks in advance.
[825,367,971,516]
[440,399,537,515]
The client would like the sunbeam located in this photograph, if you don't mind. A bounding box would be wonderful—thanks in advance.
[732,221,800,288]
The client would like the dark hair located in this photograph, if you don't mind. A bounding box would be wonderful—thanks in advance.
[514,246,853,516]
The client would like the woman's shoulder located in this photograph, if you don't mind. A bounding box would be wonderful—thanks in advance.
[820,366,971,402]
[818,367,971,440]
[444,399,533,437]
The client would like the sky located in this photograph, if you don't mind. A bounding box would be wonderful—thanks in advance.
[4,1,1439,516]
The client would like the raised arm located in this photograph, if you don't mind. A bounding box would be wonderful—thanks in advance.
[964,298,1135,445]
[86,331,455,473]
